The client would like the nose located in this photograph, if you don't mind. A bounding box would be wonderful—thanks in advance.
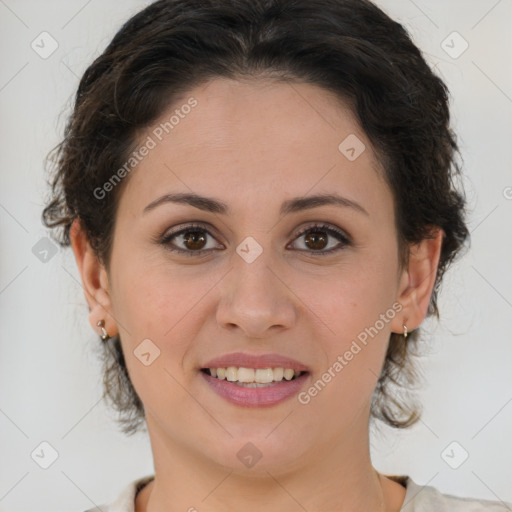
[215,250,297,339]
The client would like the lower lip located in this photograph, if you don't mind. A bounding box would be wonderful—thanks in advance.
[200,370,310,407]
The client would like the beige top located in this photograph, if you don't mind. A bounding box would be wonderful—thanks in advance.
[83,474,512,512]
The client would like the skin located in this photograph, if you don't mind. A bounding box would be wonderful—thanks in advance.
[71,77,443,512]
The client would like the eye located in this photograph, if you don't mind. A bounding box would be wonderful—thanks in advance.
[159,222,352,256]
[288,223,352,255]
[160,223,223,256]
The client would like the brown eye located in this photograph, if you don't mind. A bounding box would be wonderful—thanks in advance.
[160,222,351,257]
[160,223,223,256]
[289,223,351,255]
[303,229,328,250]
[182,230,207,250]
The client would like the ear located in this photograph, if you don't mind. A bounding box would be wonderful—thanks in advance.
[70,218,118,338]
[391,226,444,335]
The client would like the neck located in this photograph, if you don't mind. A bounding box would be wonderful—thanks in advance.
[136,408,405,512]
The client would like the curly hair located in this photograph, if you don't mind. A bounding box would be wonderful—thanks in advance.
[42,0,470,435]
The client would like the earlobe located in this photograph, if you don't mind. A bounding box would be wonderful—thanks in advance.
[70,219,118,337]
[392,227,444,335]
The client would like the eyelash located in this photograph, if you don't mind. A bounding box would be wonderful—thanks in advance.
[159,222,352,257]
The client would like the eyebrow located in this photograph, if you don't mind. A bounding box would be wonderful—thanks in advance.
[143,192,369,217]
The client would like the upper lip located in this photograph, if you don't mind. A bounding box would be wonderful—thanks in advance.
[201,352,310,372]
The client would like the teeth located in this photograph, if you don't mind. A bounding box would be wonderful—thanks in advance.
[206,366,304,383]
[226,367,237,382]
[273,367,284,381]
[237,367,255,382]
[255,368,273,383]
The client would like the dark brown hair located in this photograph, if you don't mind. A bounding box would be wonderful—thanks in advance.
[42,0,470,435]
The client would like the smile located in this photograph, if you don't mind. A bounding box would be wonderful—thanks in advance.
[200,367,310,406]
[201,366,305,384]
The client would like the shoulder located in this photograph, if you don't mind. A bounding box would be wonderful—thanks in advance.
[81,475,155,512]
[395,475,512,512]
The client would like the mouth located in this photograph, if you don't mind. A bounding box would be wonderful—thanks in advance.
[200,367,309,387]
[198,352,311,406]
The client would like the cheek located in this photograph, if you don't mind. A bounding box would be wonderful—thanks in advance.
[109,261,205,405]
[314,259,397,338]
[300,254,398,392]
[298,284,393,416]
[110,255,218,352]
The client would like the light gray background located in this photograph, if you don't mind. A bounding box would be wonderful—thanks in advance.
[1,1,511,511]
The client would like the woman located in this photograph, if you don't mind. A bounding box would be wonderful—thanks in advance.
[41,0,511,511]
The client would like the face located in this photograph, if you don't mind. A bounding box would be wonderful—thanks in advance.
[92,78,411,473]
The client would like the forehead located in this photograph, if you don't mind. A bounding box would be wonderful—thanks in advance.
[120,77,391,218]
